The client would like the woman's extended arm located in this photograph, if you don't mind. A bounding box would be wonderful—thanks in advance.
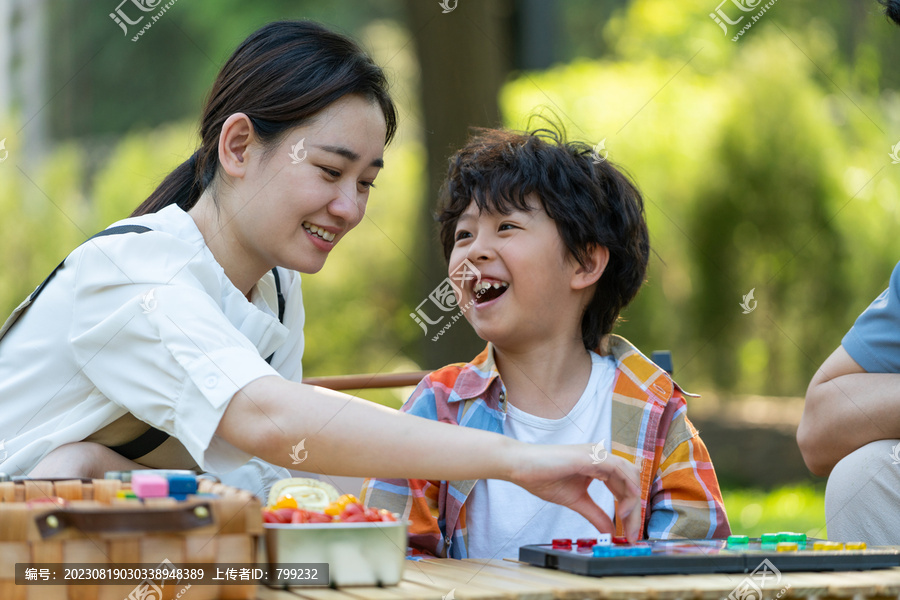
[218,375,642,540]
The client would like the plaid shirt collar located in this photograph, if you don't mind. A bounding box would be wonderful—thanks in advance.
[447,334,686,408]
[449,343,503,407]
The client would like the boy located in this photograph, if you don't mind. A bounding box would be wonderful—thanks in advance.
[362,126,730,559]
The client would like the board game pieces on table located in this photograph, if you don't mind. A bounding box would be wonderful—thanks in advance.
[520,531,897,577]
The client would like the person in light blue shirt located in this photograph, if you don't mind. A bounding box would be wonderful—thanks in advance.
[797,0,900,546]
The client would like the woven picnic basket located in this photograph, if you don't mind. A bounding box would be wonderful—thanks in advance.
[0,478,262,600]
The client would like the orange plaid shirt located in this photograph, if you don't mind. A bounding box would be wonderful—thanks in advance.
[362,335,731,558]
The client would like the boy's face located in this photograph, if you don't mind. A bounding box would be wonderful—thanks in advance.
[448,194,590,349]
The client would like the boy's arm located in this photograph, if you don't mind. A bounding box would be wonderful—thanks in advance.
[361,377,447,557]
[646,391,731,539]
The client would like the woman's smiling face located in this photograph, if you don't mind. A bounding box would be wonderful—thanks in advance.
[226,94,387,276]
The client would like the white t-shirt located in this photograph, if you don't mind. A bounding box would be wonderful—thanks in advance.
[466,351,617,560]
[0,205,304,495]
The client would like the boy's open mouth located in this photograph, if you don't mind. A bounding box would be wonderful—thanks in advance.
[473,280,509,304]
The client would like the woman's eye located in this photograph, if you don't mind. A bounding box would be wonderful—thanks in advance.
[359,181,376,190]
[499,223,518,231]
[320,167,341,178]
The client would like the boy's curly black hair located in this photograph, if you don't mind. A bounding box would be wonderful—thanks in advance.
[437,124,650,351]
[879,0,900,26]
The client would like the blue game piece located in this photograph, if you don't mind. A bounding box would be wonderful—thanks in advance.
[167,473,198,501]
[592,542,652,558]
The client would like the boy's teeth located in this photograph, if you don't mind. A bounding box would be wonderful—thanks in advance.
[303,222,335,242]
[474,281,509,294]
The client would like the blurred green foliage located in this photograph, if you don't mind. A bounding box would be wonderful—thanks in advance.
[0,121,195,333]
[3,0,900,412]
[46,0,403,138]
[502,1,900,395]
[722,484,826,538]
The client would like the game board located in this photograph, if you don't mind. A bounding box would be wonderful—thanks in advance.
[519,535,900,577]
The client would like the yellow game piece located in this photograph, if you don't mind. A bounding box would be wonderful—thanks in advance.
[776,542,798,552]
[813,541,843,551]
[844,541,867,550]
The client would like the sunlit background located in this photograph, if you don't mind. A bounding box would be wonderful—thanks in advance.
[2,0,899,537]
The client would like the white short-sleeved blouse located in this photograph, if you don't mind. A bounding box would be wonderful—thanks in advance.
[0,204,305,486]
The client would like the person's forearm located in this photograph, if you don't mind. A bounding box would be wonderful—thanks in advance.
[221,375,644,540]
[219,376,520,481]
[798,371,900,476]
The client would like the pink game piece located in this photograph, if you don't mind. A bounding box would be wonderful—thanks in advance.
[131,473,169,498]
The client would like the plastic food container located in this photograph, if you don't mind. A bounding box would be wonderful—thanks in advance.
[264,519,408,586]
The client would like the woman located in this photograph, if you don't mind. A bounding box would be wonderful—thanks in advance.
[0,20,640,541]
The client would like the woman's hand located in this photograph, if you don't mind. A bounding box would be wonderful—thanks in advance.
[508,442,642,542]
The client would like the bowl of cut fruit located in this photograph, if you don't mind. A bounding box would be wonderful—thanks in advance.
[262,478,407,587]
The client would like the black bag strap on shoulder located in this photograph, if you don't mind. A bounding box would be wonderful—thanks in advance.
[3,225,287,462]
[0,225,153,342]
[31,225,161,461]
[28,225,153,304]
[265,267,285,365]
[272,267,286,323]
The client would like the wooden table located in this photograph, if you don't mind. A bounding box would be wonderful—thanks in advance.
[252,558,900,599]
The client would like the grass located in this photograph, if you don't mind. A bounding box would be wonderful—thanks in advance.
[721,484,826,538]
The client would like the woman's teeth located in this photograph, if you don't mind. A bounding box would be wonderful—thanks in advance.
[303,222,335,242]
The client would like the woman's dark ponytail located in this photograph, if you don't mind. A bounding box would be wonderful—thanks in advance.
[132,21,397,217]
[131,150,209,215]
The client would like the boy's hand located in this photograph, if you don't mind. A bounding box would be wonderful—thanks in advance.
[508,443,642,542]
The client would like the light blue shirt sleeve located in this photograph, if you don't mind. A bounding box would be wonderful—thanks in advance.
[842,261,900,373]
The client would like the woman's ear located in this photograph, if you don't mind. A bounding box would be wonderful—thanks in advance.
[217,113,255,178]
[571,244,610,291]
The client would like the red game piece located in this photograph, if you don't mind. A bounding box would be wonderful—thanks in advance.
[576,538,597,549]
[551,538,572,549]
[25,496,68,509]
[611,536,629,545]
